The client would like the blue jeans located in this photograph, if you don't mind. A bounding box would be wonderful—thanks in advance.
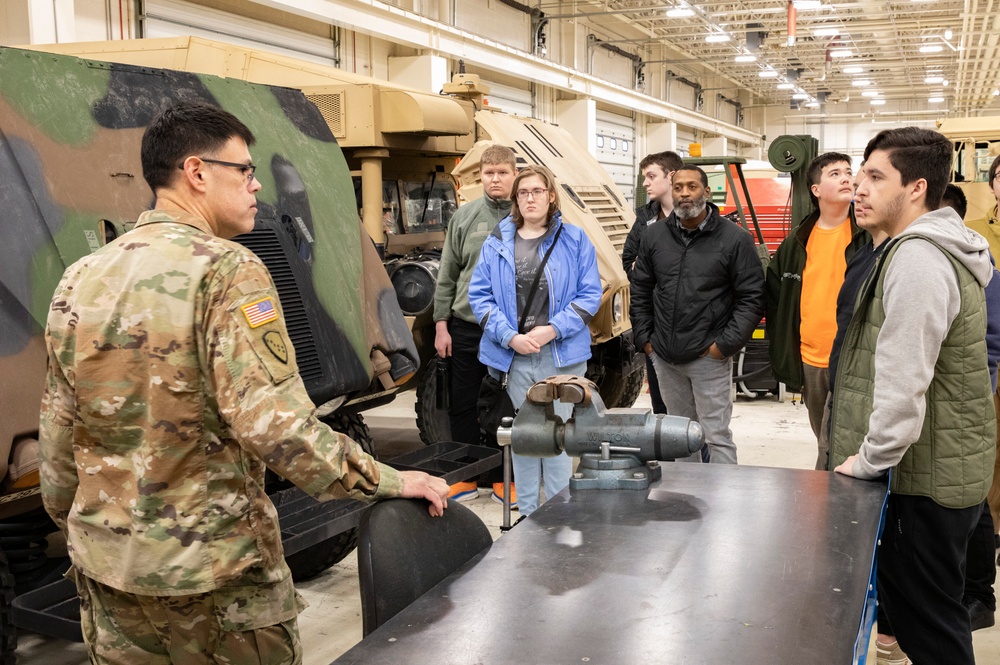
[497,345,587,516]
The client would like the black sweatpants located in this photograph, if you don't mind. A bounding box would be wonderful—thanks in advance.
[447,318,487,447]
[447,319,503,484]
[878,494,981,665]
[963,500,997,610]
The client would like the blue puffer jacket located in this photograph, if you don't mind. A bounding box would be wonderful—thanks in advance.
[469,213,602,372]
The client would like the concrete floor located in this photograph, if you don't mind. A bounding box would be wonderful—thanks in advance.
[14,385,1000,664]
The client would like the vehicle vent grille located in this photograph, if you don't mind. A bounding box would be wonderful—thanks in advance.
[307,92,346,139]
[234,227,323,385]
[575,187,630,254]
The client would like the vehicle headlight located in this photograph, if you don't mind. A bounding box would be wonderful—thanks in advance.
[612,292,623,322]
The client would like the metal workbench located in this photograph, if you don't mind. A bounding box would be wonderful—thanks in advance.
[333,463,888,665]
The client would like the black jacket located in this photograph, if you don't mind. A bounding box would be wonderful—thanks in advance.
[630,202,766,363]
[622,200,662,278]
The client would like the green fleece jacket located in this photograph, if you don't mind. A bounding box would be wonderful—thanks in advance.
[433,194,512,324]
[764,208,868,391]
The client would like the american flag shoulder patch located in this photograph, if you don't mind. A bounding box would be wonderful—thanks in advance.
[241,297,279,328]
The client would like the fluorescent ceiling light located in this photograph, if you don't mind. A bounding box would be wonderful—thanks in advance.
[805,101,820,108]
[842,65,864,74]
[870,99,887,105]
[944,29,953,40]
[777,82,796,89]
[735,54,757,62]
[943,79,949,86]
[792,93,810,100]
[793,0,822,9]
[813,27,840,37]
[928,97,944,103]
[852,79,872,87]
[861,90,880,97]
[924,76,944,84]
[759,70,780,78]
[830,49,853,58]
[705,34,731,43]
[666,7,696,17]
[919,44,943,53]
[994,89,1000,96]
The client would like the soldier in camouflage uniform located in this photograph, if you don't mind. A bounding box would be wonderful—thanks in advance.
[38,101,449,664]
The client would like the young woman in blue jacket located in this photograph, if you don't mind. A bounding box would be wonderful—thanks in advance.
[469,165,602,516]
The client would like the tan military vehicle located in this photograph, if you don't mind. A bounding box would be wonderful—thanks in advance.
[937,116,1000,220]
[33,37,642,445]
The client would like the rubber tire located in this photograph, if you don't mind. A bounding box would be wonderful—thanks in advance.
[282,413,374,582]
[589,364,646,409]
[0,549,16,665]
[415,362,452,446]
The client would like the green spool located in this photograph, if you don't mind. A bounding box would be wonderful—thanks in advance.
[767,134,819,229]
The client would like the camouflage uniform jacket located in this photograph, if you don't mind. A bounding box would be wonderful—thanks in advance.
[39,210,402,612]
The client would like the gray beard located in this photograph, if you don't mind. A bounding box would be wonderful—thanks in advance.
[675,197,707,221]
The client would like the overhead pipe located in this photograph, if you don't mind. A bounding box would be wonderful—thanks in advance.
[497,0,543,17]
[594,39,642,63]
[786,0,796,47]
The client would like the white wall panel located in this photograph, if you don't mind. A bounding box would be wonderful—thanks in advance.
[454,0,530,52]
[590,44,635,90]
[667,80,697,111]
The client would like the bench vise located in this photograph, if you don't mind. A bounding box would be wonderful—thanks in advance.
[497,375,705,491]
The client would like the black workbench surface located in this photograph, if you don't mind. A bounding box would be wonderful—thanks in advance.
[332,463,888,665]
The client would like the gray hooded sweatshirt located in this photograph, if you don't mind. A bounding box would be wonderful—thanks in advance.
[852,206,993,479]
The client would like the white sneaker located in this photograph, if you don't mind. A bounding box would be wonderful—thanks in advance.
[875,640,911,665]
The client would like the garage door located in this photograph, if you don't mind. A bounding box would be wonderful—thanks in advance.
[142,0,338,65]
[596,109,636,206]
[676,127,697,157]
[480,79,533,118]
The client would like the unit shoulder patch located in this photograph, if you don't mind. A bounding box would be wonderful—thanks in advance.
[263,331,288,364]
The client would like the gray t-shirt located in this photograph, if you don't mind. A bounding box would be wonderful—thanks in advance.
[514,229,551,333]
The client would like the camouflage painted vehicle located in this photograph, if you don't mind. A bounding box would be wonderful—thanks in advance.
[937,116,1000,221]
[29,37,644,448]
[0,45,421,657]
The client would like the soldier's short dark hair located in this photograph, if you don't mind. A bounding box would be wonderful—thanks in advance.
[640,151,684,175]
[674,164,709,188]
[863,127,952,210]
[942,184,968,220]
[480,144,517,170]
[806,152,853,207]
[142,102,256,194]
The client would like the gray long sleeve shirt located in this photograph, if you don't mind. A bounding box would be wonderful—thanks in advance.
[852,207,993,479]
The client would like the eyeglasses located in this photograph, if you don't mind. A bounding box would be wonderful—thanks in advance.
[516,188,548,200]
[180,158,257,182]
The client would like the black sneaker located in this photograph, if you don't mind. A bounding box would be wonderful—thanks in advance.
[966,598,996,631]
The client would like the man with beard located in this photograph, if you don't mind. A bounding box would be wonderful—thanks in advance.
[630,165,765,463]
[831,127,995,665]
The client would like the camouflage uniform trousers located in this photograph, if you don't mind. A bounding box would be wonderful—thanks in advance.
[76,572,302,665]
